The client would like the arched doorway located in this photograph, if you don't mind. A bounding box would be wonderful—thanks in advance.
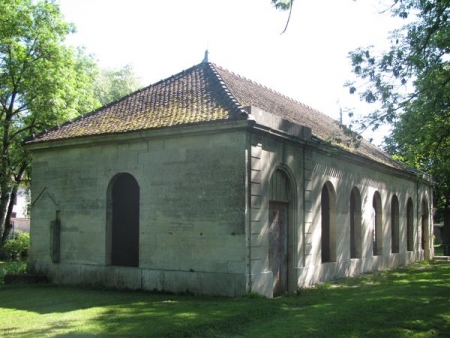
[373,191,382,256]
[106,173,140,267]
[268,169,293,296]
[406,198,414,251]
[350,187,362,259]
[421,197,430,260]
[391,195,400,254]
[322,182,336,263]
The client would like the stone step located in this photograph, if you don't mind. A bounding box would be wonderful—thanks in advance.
[434,256,450,261]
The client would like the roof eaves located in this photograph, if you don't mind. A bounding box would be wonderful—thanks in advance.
[26,63,216,144]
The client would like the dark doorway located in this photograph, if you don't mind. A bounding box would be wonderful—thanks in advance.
[406,198,414,251]
[269,201,288,297]
[268,168,293,297]
[391,195,400,253]
[372,191,383,256]
[321,182,336,263]
[321,185,331,262]
[421,198,430,259]
[111,173,140,267]
[350,187,362,259]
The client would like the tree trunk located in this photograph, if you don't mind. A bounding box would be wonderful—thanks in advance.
[0,158,28,251]
[0,189,10,244]
[0,186,17,248]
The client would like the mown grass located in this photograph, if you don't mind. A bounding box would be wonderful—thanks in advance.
[1,260,450,337]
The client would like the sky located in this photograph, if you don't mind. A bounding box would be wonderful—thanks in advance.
[58,0,404,145]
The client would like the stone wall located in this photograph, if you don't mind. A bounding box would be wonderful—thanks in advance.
[301,148,431,284]
[29,123,249,296]
[28,115,433,298]
[247,123,433,296]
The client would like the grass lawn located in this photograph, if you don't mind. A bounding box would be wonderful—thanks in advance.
[1,261,450,337]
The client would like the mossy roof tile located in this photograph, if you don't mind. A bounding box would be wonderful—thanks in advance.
[28,62,403,169]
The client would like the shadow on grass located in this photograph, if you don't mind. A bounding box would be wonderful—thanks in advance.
[1,261,450,337]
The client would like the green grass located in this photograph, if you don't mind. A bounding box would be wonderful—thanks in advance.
[1,261,450,337]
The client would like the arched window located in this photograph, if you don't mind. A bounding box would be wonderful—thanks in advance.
[373,191,382,256]
[321,182,336,263]
[406,198,414,251]
[421,197,430,259]
[391,195,400,253]
[106,173,140,267]
[350,187,362,259]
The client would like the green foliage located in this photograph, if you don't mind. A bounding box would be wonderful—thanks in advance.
[0,259,27,284]
[94,64,142,106]
[348,0,450,134]
[2,231,30,259]
[0,0,101,246]
[0,0,144,249]
[347,0,450,241]
[2,260,27,276]
[271,0,293,11]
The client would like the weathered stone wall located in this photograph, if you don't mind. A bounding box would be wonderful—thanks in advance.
[300,148,432,285]
[28,114,433,298]
[248,126,433,296]
[29,125,248,296]
[247,132,306,297]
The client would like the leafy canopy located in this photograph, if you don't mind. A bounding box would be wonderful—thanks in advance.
[94,65,142,106]
[347,0,450,235]
[0,0,143,247]
[271,0,293,11]
[0,0,100,244]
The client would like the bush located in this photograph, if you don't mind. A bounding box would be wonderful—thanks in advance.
[2,231,30,259]
[3,260,27,275]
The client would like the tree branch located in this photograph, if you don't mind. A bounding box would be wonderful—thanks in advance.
[280,0,294,34]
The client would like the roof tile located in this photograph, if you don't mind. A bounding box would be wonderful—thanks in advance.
[28,62,403,169]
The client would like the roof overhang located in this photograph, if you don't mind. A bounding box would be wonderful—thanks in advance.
[25,119,253,151]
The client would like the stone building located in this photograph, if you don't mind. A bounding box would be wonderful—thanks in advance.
[26,61,433,297]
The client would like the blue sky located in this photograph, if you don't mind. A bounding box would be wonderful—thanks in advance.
[58,0,404,144]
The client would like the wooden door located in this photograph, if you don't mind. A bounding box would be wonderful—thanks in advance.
[269,202,288,296]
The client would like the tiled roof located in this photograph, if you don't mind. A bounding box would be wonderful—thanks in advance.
[213,65,402,169]
[27,62,403,169]
[28,63,247,142]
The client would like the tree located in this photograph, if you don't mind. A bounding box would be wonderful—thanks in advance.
[271,0,294,34]
[94,65,142,106]
[0,0,100,249]
[347,0,450,244]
